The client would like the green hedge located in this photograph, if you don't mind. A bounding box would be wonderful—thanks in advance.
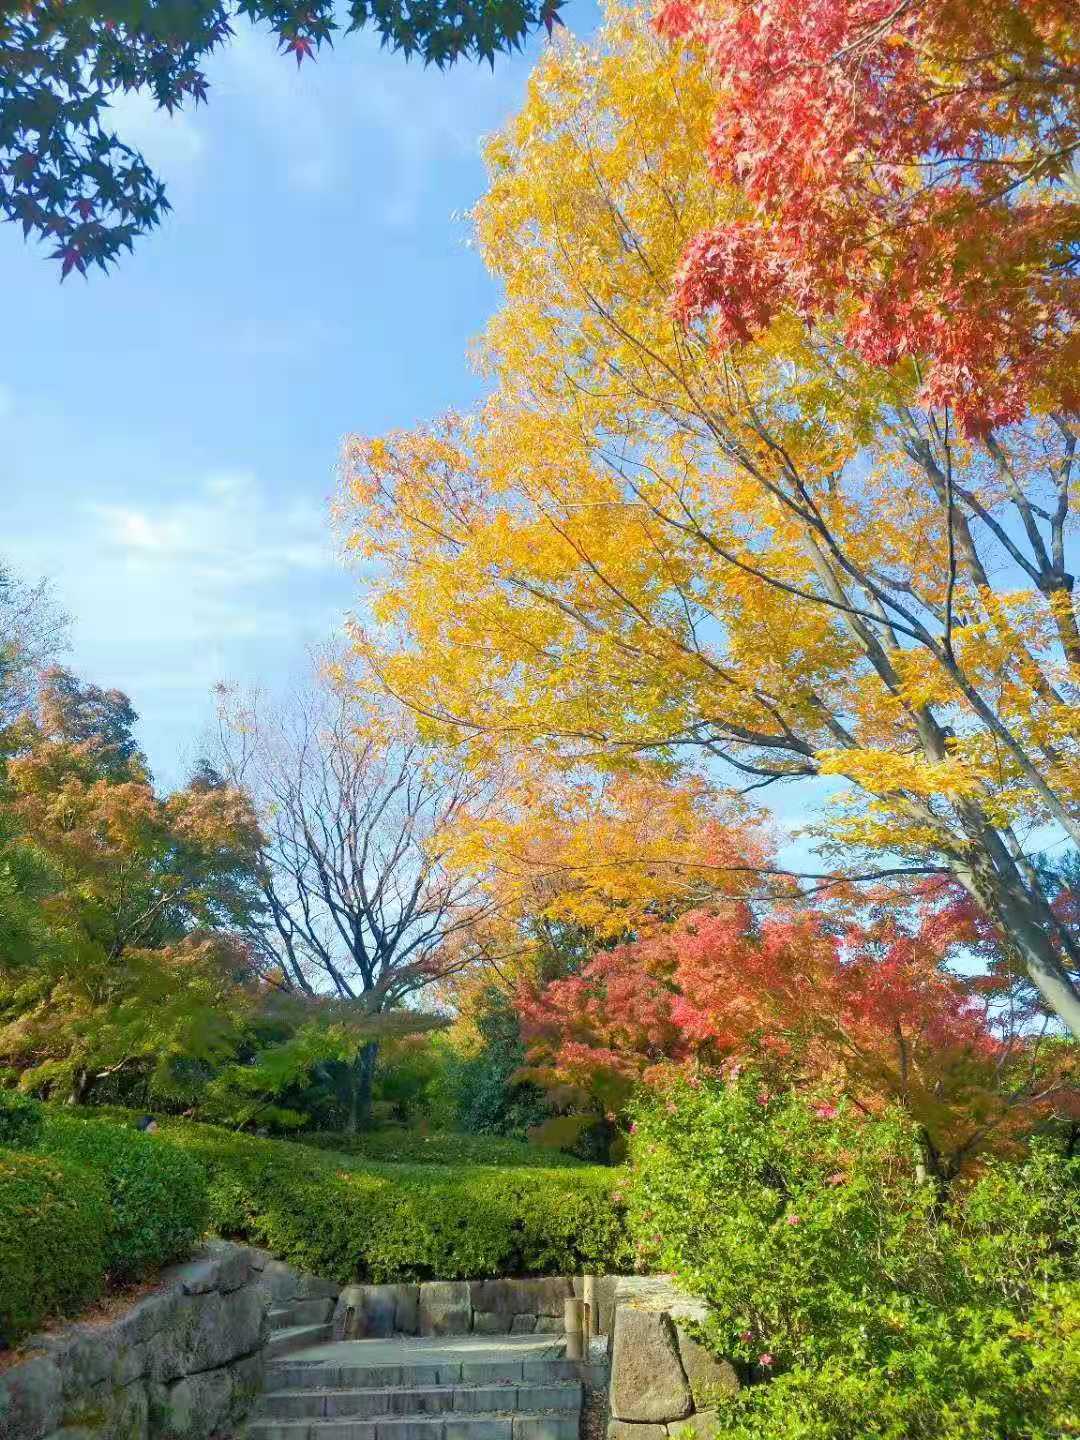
[0,1089,44,1148]
[626,1074,1080,1440]
[40,1115,209,1281]
[0,1150,109,1345]
[159,1119,631,1283]
[301,1128,587,1169]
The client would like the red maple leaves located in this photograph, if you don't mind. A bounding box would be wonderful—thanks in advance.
[658,0,1080,434]
[518,878,1077,1169]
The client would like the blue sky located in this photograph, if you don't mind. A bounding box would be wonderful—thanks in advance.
[0,3,601,787]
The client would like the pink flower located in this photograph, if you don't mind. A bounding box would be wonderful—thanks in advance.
[739,1330,754,1343]
[758,1353,774,1367]
[757,1089,771,1106]
[786,1214,801,1226]
[814,1104,839,1119]
[628,1122,638,1134]
[826,1172,846,1187]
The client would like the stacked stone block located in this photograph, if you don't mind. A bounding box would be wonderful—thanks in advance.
[0,1242,272,1440]
[606,1280,737,1440]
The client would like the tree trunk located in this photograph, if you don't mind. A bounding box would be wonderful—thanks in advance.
[67,1067,96,1105]
[986,886,1080,1037]
[950,821,1080,1037]
[346,1042,379,1134]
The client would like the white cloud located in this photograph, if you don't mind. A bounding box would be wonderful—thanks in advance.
[4,468,352,782]
[89,469,331,587]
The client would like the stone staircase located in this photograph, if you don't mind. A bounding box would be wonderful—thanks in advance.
[265,1294,337,1363]
[245,1334,583,1440]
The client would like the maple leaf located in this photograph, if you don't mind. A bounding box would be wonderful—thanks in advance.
[282,32,315,65]
[55,242,86,278]
[658,0,1079,434]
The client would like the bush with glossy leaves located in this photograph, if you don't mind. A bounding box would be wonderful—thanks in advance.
[628,1074,1080,1440]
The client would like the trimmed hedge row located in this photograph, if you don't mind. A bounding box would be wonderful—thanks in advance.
[1,1098,629,1342]
[301,1128,587,1169]
[41,1114,208,1281]
[0,1098,209,1345]
[0,1149,110,1346]
[159,1119,631,1283]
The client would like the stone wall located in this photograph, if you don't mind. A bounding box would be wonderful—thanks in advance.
[606,1279,737,1440]
[1,1254,643,1440]
[331,1275,626,1343]
[333,1277,607,1340]
[0,1243,272,1440]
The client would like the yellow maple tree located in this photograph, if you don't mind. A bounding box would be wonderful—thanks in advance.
[339,7,1080,1031]
[439,766,779,983]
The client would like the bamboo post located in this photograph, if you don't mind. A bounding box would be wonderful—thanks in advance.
[582,1274,597,1339]
[564,1297,584,1360]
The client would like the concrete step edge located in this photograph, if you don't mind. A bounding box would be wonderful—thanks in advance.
[266,1324,336,1354]
[245,1413,582,1438]
[258,1386,583,1399]
[266,1362,581,1389]
[254,1386,583,1419]
[270,1302,335,1331]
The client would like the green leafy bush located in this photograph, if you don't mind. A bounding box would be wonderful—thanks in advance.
[628,1075,1080,1440]
[41,1115,209,1280]
[0,1149,109,1345]
[159,1118,630,1282]
[0,1089,44,1148]
[302,1128,586,1169]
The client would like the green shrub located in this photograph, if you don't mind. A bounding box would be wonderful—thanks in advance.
[628,1075,1080,1440]
[301,1128,587,1169]
[159,1118,631,1283]
[0,1089,44,1148]
[41,1115,209,1280]
[0,1149,109,1345]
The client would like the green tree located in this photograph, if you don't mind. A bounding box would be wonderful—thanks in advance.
[0,569,68,998]
[203,1000,445,1131]
[438,985,549,1139]
[36,665,141,781]
[0,669,263,1102]
[0,0,564,276]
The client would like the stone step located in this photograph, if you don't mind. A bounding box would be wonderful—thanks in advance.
[257,1383,582,1421]
[267,1323,336,1360]
[246,1411,580,1440]
[268,1360,581,1392]
[271,1300,337,1331]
